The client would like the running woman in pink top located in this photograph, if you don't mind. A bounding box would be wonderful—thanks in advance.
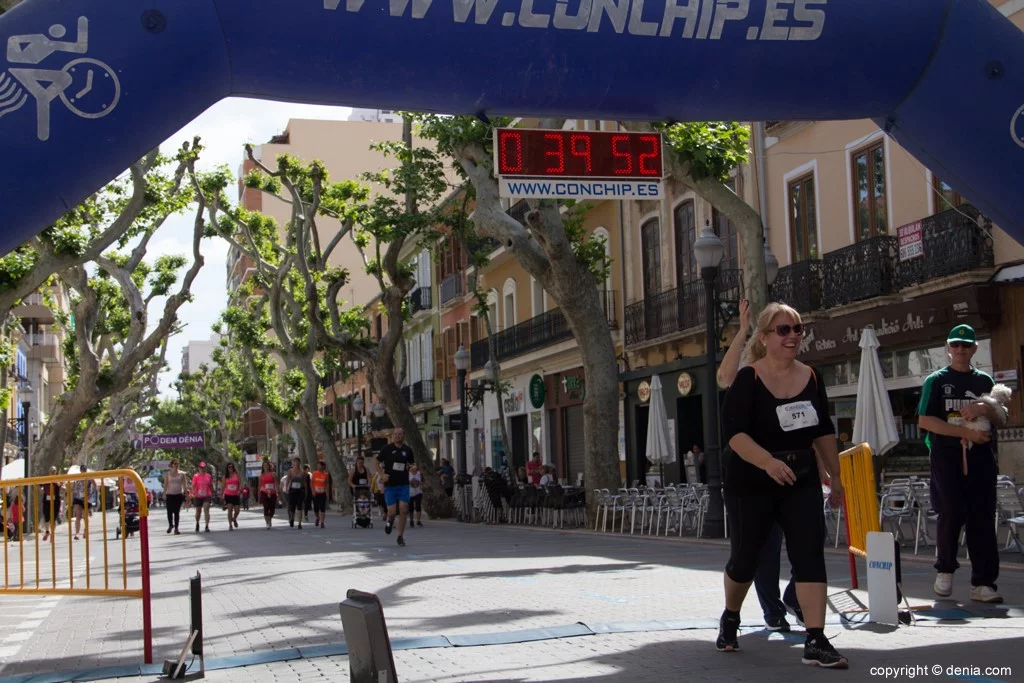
[191,462,214,533]
[223,462,241,530]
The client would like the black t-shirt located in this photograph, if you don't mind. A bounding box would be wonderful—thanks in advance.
[917,366,996,456]
[721,365,835,493]
[376,443,415,488]
[351,465,370,488]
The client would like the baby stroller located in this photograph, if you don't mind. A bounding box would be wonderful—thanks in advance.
[115,493,140,539]
[352,486,373,529]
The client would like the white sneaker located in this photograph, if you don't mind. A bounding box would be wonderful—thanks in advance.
[934,573,953,597]
[970,585,1003,604]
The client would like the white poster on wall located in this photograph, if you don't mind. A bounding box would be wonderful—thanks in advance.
[618,402,626,462]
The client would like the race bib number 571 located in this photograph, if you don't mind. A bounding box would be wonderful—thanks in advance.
[777,401,819,432]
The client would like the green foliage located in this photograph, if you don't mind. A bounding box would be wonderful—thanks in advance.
[655,122,750,182]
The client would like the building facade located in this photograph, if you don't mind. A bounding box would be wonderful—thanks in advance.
[181,334,220,375]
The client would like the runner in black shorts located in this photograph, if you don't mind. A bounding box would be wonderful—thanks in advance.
[284,457,306,529]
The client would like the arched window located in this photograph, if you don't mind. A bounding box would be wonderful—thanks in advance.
[502,279,517,329]
[673,200,696,286]
[591,227,612,293]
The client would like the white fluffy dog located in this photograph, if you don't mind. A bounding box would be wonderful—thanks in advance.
[965,384,1013,435]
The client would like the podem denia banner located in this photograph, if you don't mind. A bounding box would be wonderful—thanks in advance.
[140,433,205,449]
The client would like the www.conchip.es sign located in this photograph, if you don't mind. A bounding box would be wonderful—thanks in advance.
[140,433,205,449]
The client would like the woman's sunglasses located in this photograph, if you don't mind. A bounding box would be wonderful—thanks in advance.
[949,341,976,349]
[773,324,805,337]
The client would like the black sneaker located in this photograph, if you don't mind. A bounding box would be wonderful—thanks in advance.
[802,634,849,669]
[716,612,741,652]
[783,585,805,627]
[397,536,405,547]
[417,521,424,527]
[385,517,394,535]
[195,523,200,533]
[765,616,791,632]
[205,526,210,533]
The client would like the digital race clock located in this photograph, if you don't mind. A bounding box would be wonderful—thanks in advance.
[494,129,663,180]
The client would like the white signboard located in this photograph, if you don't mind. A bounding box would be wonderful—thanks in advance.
[499,177,663,201]
[898,221,924,261]
[866,531,900,625]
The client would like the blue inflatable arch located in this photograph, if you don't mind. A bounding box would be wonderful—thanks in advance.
[1,0,1022,254]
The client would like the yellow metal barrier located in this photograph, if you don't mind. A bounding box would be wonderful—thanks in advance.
[838,443,880,589]
[1,468,153,663]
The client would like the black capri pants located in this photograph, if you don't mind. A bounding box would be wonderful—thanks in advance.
[288,490,305,515]
[166,493,184,528]
[724,479,827,584]
[313,493,327,515]
[409,493,423,513]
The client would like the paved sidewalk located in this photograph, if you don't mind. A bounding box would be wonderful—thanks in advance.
[0,509,1021,682]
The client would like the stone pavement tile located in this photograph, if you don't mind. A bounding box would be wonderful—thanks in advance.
[3,511,1023,680]
[101,624,1021,683]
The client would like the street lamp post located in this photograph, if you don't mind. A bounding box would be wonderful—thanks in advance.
[353,395,364,458]
[453,346,470,522]
[694,223,727,538]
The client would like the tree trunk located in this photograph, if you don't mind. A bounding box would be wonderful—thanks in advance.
[689,175,769,315]
[34,388,100,473]
[482,310,513,483]
[298,369,352,511]
[368,362,453,518]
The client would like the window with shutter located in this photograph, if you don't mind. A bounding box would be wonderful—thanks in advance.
[434,333,445,381]
[421,331,433,380]
[411,336,421,383]
[445,328,457,378]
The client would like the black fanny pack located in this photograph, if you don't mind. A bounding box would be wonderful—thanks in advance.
[771,449,817,484]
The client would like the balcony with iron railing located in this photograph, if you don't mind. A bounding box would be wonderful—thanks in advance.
[470,291,618,368]
[625,270,743,347]
[410,379,435,405]
[408,285,432,314]
[768,203,994,313]
[439,273,463,306]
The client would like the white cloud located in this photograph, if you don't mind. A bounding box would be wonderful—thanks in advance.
[152,98,353,397]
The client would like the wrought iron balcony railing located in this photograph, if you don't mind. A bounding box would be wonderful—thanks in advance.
[770,259,825,312]
[408,285,432,314]
[411,379,435,405]
[439,273,463,306]
[821,235,900,309]
[897,203,994,289]
[625,269,743,347]
[471,291,617,368]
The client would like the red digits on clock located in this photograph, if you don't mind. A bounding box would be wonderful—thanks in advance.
[544,133,565,174]
[612,135,632,175]
[500,131,523,174]
[570,134,592,172]
[639,135,660,176]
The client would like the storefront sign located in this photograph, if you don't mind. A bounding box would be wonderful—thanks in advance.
[898,221,924,261]
[561,375,585,401]
[503,390,524,414]
[994,370,1018,382]
[638,381,651,403]
[529,374,546,409]
[677,372,693,396]
[799,285,998,362]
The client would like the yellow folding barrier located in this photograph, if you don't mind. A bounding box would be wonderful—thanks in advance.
[1,468,153,663]
[838,443,880,589]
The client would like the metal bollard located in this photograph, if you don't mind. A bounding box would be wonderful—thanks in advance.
[339,590,398,683]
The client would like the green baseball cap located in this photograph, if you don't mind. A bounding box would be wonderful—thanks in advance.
[947,324,976,344]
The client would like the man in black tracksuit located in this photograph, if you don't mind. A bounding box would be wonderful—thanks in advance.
[917,324,1007,604]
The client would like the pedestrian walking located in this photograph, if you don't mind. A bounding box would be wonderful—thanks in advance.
[349,455,370,497]
[312,461,330,528]
[163,458,188,532]
[241,483,250,511]
[369,427,414,547]
[70,466,96,541]
[258,460,278,529]
[917,324,1007,604]
[717,302,848,668]
[717,299,805,631]
[223,462,241,530]
[283,457,306,529]
[408,464,424,528]
[438,458,455,497]
[302,464,314,523]
[40,466,62,542]
[191,462,214,533]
